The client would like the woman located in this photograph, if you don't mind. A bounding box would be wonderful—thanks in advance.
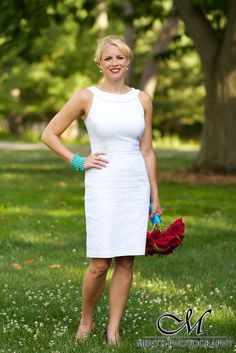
[41,35,162,345]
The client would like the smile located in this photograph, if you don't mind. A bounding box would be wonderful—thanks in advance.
[110,68,121,73]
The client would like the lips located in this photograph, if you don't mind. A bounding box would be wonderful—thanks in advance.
[110,68,121,73]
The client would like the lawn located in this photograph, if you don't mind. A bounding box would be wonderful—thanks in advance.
[0,145,235,353]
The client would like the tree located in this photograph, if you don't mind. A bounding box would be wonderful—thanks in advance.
[0,0,205,142]
[174,0,236,173]
[0,0,99,137]
[107,0,173,86]
[139,5,179,97]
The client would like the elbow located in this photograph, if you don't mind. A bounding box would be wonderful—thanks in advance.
[41,129,50,145]
[41,129,59,147]
[41,130,47,144]
[141,147,154,158]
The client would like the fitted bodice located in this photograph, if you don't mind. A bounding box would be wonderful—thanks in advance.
[84,86,145,154]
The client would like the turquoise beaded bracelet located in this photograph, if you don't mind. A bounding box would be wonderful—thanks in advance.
[70,154,86,172]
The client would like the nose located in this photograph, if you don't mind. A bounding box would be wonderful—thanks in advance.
[111,58,118,66]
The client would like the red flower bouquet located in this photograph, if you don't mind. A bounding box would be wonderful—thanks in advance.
[146,206,185,256]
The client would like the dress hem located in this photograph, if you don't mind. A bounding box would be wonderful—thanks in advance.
[86,251,146,258]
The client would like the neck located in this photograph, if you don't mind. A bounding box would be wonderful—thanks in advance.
[98,79,129,94]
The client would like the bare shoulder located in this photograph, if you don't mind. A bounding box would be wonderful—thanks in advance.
[73,88,93,104]
[68,88,93,119]
[138,90,153,113]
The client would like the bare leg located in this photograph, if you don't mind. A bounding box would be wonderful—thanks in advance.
[107,256,134,344]
[76,258,112,340]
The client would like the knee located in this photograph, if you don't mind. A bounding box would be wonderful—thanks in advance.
[89,259,111,277]
[115,256,134,271]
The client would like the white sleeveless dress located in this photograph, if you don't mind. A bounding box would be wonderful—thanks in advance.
[84,86,150,258]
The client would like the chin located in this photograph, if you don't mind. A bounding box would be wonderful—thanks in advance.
[107,72,125,80]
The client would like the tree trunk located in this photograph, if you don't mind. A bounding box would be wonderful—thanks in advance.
[140,7,179,97]
[174,0,236,173]
[197,67,236,172]
[8,112,23,135]
[124,0,135,85]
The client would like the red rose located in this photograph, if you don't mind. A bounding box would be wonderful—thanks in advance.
[146,232,155,256]
[158,247,173,256]
[154,236,170,249]
[149,229,170,249]
[146,217,185,256]
[150,229,162,241]
[168,234,184,248]
[147,249,155,256]
[167,218,185,237]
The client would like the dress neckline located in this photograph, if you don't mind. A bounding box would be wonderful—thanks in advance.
[92,85,134,95]
[88,85,138,102]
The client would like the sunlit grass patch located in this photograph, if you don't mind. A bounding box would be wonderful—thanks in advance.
[0,148,235,353]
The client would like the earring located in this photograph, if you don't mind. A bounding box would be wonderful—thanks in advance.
[99,70,102,73]
[126,67,129,71]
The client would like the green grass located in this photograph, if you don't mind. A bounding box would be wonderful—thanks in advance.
[0,146,235,353]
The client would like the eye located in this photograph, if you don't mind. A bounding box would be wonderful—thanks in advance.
[104,57,111,61]
[117,56,125,60]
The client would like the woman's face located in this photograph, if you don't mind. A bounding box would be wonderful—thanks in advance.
[98,45,130,81]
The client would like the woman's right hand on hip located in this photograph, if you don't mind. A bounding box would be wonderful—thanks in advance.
[84,151,109,170]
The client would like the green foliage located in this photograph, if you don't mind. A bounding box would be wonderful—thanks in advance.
[155,40,205,136]
[0,0,57,61]
[192,0,228,12]
[0,0,99,121]
[192,0,228,37]
[0,0,228,137]
[108,0,171,28]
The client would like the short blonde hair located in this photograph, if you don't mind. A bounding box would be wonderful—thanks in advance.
[94,35,133,64]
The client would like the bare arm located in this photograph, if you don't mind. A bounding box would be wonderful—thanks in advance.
[41,89,91,162]
[139,91,162,217]
[41,88,109,170]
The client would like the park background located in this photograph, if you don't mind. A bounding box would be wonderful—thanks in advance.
[0,0,235,352]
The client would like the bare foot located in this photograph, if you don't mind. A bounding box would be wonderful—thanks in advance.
[105,326,120,345]
[75,321,96,342]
